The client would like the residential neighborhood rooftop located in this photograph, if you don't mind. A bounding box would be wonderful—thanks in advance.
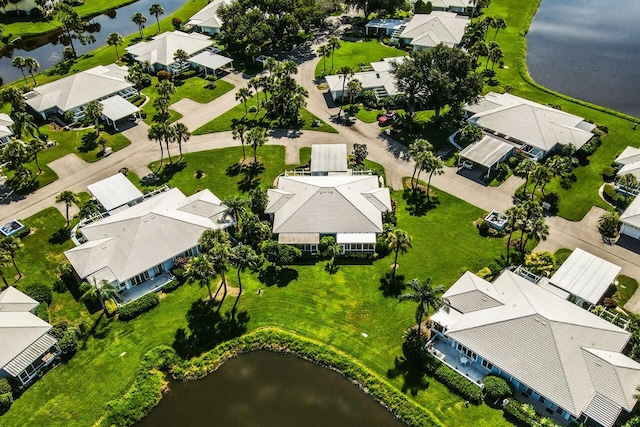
[87,173,144,212]
[125,31,213,67]
[186,0,232,31]
[310,144,348,173]
[399,12,469,49]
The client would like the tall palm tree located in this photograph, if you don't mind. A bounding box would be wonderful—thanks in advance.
[337,65,354,117]
[12,56,28,85]
[24,57,39,85]
[28,137,47,174]
[173,48,189,75]
[387,228,412,285]
[131,12,147,38]
[408,139,433,190]
[522,216,549,255]
[149,3,164,32]
[85,100,103,137]
[80,278,119,312]
[56,190,80,227]
[514,157,537,199]
[230,244,260,316]
[346,78,363,110]
[235,87,252,116]
[488,43,504,70]
[163,122,176,164]
[185,255,217,302]
[328,36,341,72]
[199,230,232,310]
[147,122,166,170]
[231,121,248,160]
[492,18,507,41]
[504,205,525,264]
[1,138,28,170]
[422,151,444,200]
[531,164,552,196]
[317,44,331,76]
[246,126,268,163]
[399,277,444,334]
[0,236,22,279]
[222,195,248,227]
[106,32,124,61]
[172,122,190,161]
[156,80,176,100]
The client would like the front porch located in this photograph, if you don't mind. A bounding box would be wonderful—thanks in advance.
[118,272,175,305]
[427,335,487,386]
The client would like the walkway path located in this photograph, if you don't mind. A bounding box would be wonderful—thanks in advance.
[3,27,640,311]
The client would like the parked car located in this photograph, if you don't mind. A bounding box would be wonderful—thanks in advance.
[378,110,398,125]
[461,160,474,169]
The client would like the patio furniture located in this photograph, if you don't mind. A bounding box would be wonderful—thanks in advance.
[460,356,468,365]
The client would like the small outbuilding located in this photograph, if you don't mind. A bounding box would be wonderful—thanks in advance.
[458,135,514,178]
[189,51,234,75]
[87,173,144,212]
[310,144,348,175]
[99,96,140,130]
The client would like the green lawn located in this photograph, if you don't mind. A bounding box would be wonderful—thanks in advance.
[192,94,338,134]
[0,147,512,427]
[616,275,639,308]
[314,39,407,77]
[141,77,235,125]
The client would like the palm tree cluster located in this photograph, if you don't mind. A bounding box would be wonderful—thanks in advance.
[408,138,444,199]
[461,16,507,71]
[54,3,96,59]
[0,236,22,288]
[11,56,39,86]
[399,277,444,334]
[503,199,549,264]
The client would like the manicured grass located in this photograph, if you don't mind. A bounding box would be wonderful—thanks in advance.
[141,77,235,125]
[192,94,338,134]
[0,148,512,427]
[351,105,386,123]
[615,275,639,307]
[482,0,640,220]
[3,125,130,193]
[314,39,407,77]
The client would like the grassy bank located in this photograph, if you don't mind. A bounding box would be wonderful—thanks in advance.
[314,39,407,77]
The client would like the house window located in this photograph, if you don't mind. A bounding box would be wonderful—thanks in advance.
[525,387,533,396]
[456,343,477,360]
[481,359,493,371]
[556,407,563,415]
[538,396,545,404]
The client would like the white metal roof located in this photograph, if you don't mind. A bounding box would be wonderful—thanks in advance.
[125,31,213,67]
[458,135,514,168]
[0,113,14,140]
[336,233,377,244]
[23,64,133,113]
[189,51,233,70]
[186,0,232,29]
[325,70,399,97]
[365,18,407,30]
[310,144,348,172]
[0,286,39,312]
[437,270,640,421]
[0,311,53,371]
[621,194,640,228]
[99,95,139,122]
[399,12,469,48]
[3,333,57,377]
[615,146,640,166]
[549,248,622,304]
[87,173,143,212]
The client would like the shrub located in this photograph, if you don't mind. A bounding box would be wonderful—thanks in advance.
[119,293,160,321]
[59,328,79,355]
[0,378,11,395]
[502,400,557,427]
[542,192,559,211]
[248,105,257,113]
[13,225,31,239]
[477,267,493,280]
[173,256,189,269]
[476,218,491,236]
[52,278,67,293]
[30,7,44,18]
[35,302,49,322]
[172,17,182,29]
[0,392,13,411]
[105,299,118,317]
[156,70,172,81]
[162,280,182,292]
[50,321,68,340]
[603,297,617,308]
[204,74,218,82]
[483,375,512,402]
[602,166,615,182]
[433,364,483,404]
[24,282,53,305]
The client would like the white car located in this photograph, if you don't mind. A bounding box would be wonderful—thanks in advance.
[461,160,474,169]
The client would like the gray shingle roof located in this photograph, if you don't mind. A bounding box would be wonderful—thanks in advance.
[439,271,640,420]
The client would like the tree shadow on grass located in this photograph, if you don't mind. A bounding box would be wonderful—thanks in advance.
[386,355,430,396]
[49,227,71,245]
[156,161,187,182]
[258,265,299,287]
[403,188,439,217]
[79,131,99,153]
[226,162,242,177]
[379,272,406,297]
[172,299,249,359]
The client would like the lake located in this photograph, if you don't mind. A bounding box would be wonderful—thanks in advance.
[526,0,640,119]
[0,0,184,85]
[137,351,406,427]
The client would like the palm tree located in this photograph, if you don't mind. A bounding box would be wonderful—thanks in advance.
[598,211,620,238]
[488,43,504,70]
[504,205,525,264]
[222,195,248,227]
[163,122,176,164]
[0,236,22,278]
[1,139,29,170]
[132,12,147,38]
[328,36,341,71]
[56,190,80,227]
[408,139,433,190]
[230,244,260,316]
[618,173,639,192]
[399,277,444,334]
[422,151,444,200]
[387,228,412,285]
[156,80,176,99]
[514,158,537,199]
[346,78,363,110]
[0,250,11,288]
[246,126,268,163]
[521,216,549,255]
[531,164,552,196]
[149,3,164,32]
[185,255,217,302]
[10,110,37,140]
[147,122,166,170]
[231,121,248,160]
[80,278,119,312]
[28,137,47,174]
[85,100,103,137]
[24,57,39,85]
[12,56,28,85]
[172,122,190,161]
[235,87,252,116]
[492,18,507,41]
[337,66,354,117]
[106,32,124,61]
[173,48,189,75]
[317,44,331,76]
[199,230,232,311]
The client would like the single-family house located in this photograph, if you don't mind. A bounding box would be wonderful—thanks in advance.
[0,287,60,386]
[0,113,15,145]
[87,173,144,213]
[125,31,213,74]
[325,57,405,101]
[620,195,640,240]
[266,144,391,254]
[65,185,231,303]
[0,0,58,14]
[186,0,233,35]
[462,92,595,162]
[398,12,469,50]
[365,19,408,37]
[429,0,472,13]
[23,64,138,123]
[430,270,640,427]
[547,248,621,307]
[614,146,640,181]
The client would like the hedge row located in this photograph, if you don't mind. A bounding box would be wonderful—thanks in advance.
[432,364,484,404]
[103,328,445,427]
[502,400,558,427]
[118,293,160,321]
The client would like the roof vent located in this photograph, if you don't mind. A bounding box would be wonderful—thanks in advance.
[150,215,155,219]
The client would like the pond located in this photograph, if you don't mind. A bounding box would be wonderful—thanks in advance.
[0,0,185,85]
[526,0,640,119]
[137,351,406,427]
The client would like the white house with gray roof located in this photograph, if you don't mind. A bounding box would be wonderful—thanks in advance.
[620,195,640,240]
[65,186,231,302]
[429,270,640,427]
[398,12,469,50]
[186,0,232,35]
[463,92,595,161]
[0,113,14,145]
[0,287,60,386]
[23,64,138,123]
[614,146,640,181]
